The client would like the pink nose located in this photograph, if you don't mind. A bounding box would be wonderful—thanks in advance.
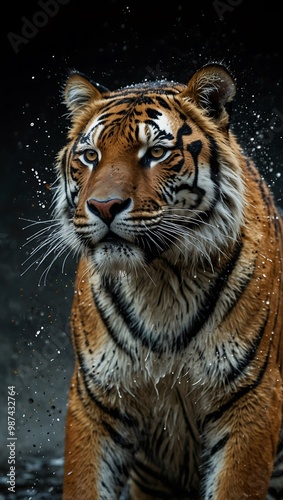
[87,197,131,225]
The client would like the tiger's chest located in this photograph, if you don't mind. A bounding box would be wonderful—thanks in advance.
[74,258,250,397]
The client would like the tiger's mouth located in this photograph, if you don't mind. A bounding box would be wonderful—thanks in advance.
[99,230,125,244]
[79,226,170,266]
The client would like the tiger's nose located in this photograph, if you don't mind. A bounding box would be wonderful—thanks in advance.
[87,197,131,226]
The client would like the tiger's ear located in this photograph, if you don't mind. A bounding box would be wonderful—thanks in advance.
[182,64,236,129]
[64,72,109,116]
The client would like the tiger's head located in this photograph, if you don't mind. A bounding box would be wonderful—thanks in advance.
[55,63,245,276]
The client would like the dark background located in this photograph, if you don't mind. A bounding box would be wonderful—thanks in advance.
[1,1,283,498]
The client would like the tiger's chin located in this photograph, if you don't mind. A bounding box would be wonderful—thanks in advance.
[89,241,150,277]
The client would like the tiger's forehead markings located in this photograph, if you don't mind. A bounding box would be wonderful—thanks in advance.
[80,106,175,151]
[138,110,175,143]
[81,120,105,148]
[137,112,175,159]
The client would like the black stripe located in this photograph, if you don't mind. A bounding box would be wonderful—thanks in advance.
[73,309,137,427]
[144,118,165,131]
[169,121,193,173]
[103,241,242,353]
[209,136,221,186]
[103,421,136,450]
[210,434,230,456]
[91,285,136,362]
[62,147,75,211]
[146,107,162,119]
[183,135,221,227]
[103,277,162,351]
[201,434,230,484]
[101,459,129,488]
[177,122,193,139]
[131,478,172,499]
[187,139,203,189]
[221,265,254,323]
[105,95,140,106]
[203,340,272,429]
[270,470,283,479]
[133,460,161,481]
[172,157,185,173]
[225,308,268,383]
[174,240,243,350]
[76,366,136,428]
[267,486,283,498]
[132,462,190,499]
[156,96,171,109]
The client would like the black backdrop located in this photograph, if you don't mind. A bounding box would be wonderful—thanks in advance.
[1,1,283,498]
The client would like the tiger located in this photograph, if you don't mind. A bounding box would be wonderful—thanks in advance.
[52,62,283,499]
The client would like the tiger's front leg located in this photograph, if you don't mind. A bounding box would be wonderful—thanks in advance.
[63,369,136,500]
[200,374,282,500]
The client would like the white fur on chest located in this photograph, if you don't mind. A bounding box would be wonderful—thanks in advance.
[83,260,248,397]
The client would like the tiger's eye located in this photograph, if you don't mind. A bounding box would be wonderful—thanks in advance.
[150,146,166,159]
[84,150,98,163]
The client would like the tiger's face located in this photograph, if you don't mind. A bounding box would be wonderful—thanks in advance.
[55,65,245,275]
